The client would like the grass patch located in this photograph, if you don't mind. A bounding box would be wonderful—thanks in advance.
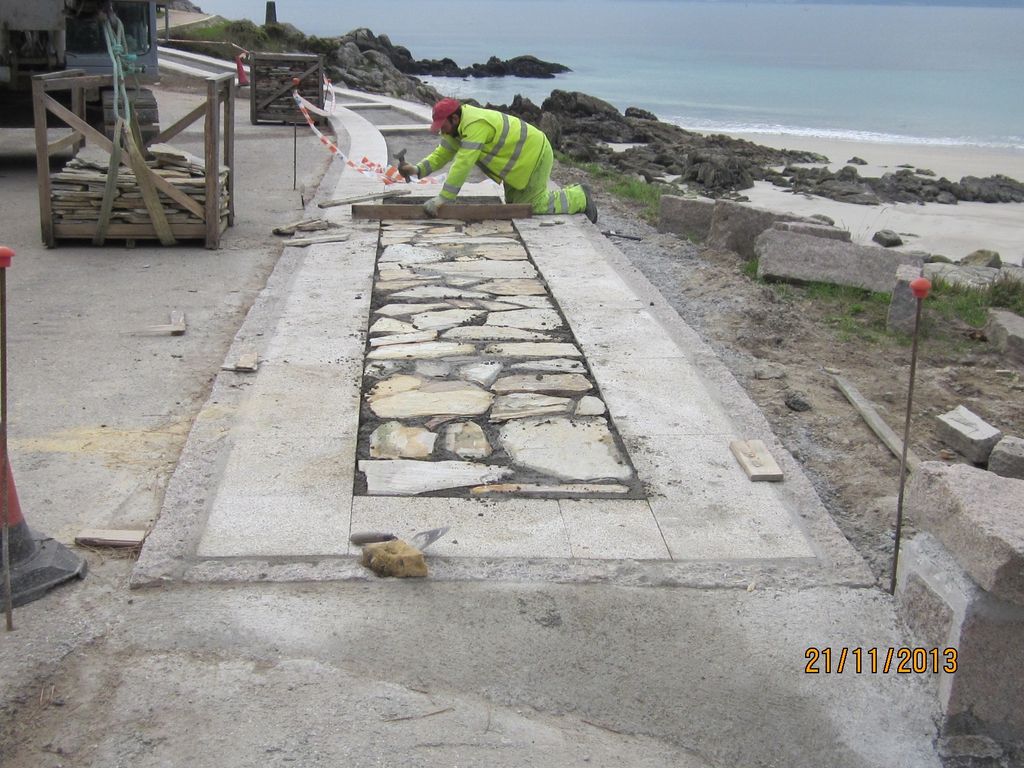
[607,178,666,221]
[802,283,891,342]
[927,276,1024,328]
[168,18,337,59]
[554,152,667,221]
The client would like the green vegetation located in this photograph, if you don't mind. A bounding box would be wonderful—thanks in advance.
[927,275,1024,328]
[554,153,668,222]
[745,260,1024,345]
[167,18,337,60]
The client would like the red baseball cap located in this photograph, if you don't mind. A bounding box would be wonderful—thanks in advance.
[430,98,461,133]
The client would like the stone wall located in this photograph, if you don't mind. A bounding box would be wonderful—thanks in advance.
[896,462,1024,743]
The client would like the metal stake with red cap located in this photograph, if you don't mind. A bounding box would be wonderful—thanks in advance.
[889,276,932,595]
[0,246,86,629]
[1,244,11,628]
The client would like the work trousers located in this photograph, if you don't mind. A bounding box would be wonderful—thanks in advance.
[503,137,588,215]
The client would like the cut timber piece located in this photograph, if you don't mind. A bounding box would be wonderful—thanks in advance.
[729,439,784,482]
[74,528,147,548]
[832,375,921,472]
[285,233,351,247]
[146,310,187,335]
[318,189,411,208]
[352,203,532,221]
[222,351,259,372]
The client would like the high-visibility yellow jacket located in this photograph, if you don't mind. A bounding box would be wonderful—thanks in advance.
[416,105,547,201]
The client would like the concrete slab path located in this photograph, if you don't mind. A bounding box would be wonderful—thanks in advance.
[134,89,869,591]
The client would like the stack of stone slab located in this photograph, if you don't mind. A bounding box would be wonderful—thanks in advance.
[896,462,1024,744]
[357,220,640,498]
[49,144,229,229]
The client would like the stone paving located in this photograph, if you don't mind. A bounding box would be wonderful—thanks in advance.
[133,86,871,588]
[358,218,639,498]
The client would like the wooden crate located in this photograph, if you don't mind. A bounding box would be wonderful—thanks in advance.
[31,71,236,249]
[249,52,323,125]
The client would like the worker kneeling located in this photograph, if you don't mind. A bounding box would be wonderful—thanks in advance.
[399,98,597,223]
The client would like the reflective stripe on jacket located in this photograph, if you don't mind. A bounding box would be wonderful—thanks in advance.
[416,105,545,201]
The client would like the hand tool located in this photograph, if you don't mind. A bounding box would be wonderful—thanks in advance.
[601,230,642,241]
[350,525,450,551]
[395,148,411,182]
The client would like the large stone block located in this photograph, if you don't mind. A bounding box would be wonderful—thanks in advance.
[986,308,1024,365]
[706,200,804,260]
[988,435,1024,480]
[887,263,924,335]
[896,533,1024,742]
[771,220,851,242]
[905,462,1024,605]
[755,229,926,293]
[935,405,1002,464]
[657,194,715,241]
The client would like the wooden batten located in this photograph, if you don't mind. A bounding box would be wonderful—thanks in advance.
[352,203,533,221]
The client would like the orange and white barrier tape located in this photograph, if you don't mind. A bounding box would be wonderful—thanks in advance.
[292,91,443,186]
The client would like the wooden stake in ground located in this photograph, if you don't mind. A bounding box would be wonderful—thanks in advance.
[832,375,921,472]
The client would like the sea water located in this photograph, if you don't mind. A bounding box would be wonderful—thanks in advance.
[199,0,1024,148]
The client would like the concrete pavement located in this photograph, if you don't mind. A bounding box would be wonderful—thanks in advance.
[0,70,947,768]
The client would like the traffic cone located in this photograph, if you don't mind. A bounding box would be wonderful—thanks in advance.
[235,54,250,87]
[2,458,86,608]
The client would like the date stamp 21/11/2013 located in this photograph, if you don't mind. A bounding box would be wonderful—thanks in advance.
[804,647,958,674]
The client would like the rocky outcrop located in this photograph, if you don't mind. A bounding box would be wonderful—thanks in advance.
[780,163,1024,206]
[483,90,827,197]
[337,28,569,80]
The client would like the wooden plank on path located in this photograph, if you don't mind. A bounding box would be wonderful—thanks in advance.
[74,528,147,548]
[352,203,532,221]
[832,374,920,472]
[729,439,784,482]
[318,189,411,208]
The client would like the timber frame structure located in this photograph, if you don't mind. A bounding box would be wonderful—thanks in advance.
[249,52,323,125]
[32,70,236,249]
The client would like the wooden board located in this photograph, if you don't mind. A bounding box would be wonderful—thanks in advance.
[729,439,784,482]
[319,189,411,209]
[351,203,532,221]
[832,375,920,472]
[222,351,259,372]
[74,528,146,548]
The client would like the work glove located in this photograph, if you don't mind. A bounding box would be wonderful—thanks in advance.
[423,195,445,218]
[398,163,417,182]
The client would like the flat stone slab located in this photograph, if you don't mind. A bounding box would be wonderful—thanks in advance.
[492,373,593,394]
[906,462,1024,605]
[485,308,563,330]
[755,229,926,293]
[935,405,1002,464]
[367,378,493,418]
[989,436,1024,480]
[986,308,1024,364]
[359,459,513,495]
[499,416,634,482]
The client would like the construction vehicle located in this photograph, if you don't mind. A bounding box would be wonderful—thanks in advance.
[0,0,161,137]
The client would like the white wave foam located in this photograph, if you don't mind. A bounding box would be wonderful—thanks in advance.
[665,119,1024,151]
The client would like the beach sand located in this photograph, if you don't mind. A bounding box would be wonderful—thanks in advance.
[720,132,1024,266]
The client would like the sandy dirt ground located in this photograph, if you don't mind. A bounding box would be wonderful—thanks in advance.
[552,161,1024,586]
